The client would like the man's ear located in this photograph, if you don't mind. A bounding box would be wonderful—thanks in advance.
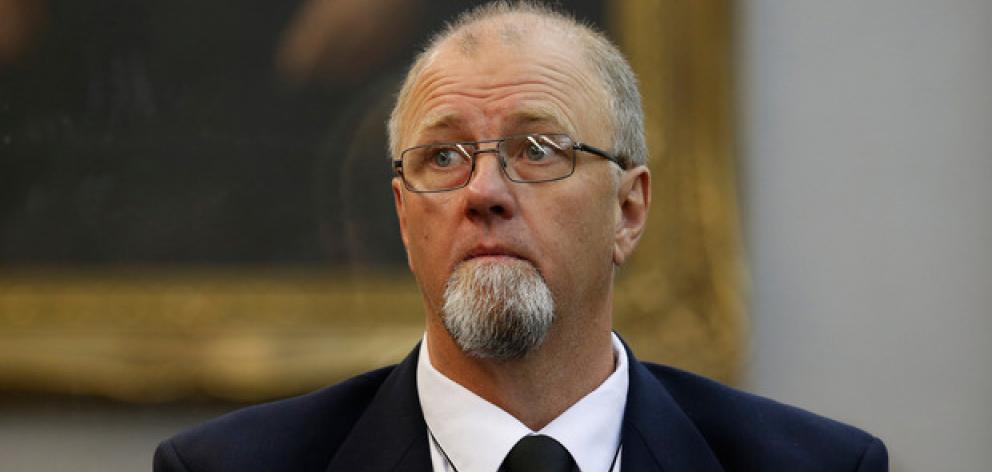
[613,166,651,266]
[391,178,414,270]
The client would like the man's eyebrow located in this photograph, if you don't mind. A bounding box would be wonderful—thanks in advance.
[506,108,575,135]
[413,107,576,139]
[418,112,462,135]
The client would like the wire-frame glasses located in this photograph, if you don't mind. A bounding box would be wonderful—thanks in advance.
[394,133,621,193]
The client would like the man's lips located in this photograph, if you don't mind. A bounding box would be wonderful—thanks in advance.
[463,246,526,261]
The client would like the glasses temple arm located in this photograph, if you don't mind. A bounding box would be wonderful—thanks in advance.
[575,143,623,167]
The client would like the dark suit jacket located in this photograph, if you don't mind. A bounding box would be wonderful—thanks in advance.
[154,343,887,471]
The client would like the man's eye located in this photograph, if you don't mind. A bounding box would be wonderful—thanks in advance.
[431,149,462,167]
[525,143,551,161]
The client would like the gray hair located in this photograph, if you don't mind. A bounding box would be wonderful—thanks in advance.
[387,1,647,169]
[442,258,555,360]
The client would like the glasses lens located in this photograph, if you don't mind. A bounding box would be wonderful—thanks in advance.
[401,143,473,191]
[501,134,575,182]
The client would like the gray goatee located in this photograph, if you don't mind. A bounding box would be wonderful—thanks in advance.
[441,258,555,360]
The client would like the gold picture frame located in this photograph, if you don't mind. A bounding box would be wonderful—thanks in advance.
[0,0,744,403]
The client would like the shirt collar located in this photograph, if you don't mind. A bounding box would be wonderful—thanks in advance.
[417,333,629,472]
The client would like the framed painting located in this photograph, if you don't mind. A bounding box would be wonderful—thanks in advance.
[0,0,744,402]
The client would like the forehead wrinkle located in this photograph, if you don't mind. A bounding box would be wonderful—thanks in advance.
[421,68,589,117]
[403,46,607,147]
[402,68,459,143]
[420,86,578,133]
[412,83,582,142]
[531,54,609,118]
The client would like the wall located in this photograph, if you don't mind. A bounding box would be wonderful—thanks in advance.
[741,1,992,470]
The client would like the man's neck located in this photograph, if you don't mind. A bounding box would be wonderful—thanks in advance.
[425,317,616,431]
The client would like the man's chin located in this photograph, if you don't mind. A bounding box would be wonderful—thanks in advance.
[441,256,555,361]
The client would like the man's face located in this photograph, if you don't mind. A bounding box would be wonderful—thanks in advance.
[392,27,626,345]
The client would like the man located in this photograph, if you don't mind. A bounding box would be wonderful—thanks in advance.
[155,2,887,471]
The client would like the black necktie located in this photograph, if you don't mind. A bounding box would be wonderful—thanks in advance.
[499,435,578,472]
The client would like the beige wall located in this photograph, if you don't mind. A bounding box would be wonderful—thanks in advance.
[741,1,992,470]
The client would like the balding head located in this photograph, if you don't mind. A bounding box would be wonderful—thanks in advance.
[388,1,646,169]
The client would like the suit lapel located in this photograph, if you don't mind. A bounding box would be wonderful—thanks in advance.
[621,343,725,472]
[324,345,432,472]
[323,339,725,471]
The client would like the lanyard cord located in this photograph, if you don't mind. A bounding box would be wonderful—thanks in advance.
[427,425,623,472]
[428,426,460,472]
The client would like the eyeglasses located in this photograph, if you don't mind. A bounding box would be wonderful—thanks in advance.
[393,133,621,193]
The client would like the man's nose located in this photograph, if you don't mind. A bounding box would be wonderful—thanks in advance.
[462,151,515,221]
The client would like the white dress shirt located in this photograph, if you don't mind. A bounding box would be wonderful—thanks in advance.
[417,333,628,472]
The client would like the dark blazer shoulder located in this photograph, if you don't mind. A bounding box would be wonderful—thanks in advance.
[154,365,395,472]
[640,361,887,471]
